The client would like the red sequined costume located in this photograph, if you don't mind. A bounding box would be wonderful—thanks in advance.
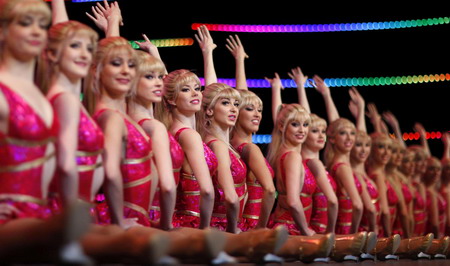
[94,109,153,226]
[330,162,362,235]
[269,152,316,235]
[236,142,275,231]
[0,83,58,224]
[209,139,247,231]
[137,119,184,222]
[172,128,218,228]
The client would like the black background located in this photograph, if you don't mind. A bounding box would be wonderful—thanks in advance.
[63,0,449,156]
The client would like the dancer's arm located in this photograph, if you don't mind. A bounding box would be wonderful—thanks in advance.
[178,129,215,229]
[226,34,249,91]
[51,0,69,25]
[383,111,406,148]
[86,0,122,37]
[373,173,391,236]
[195,25,217,86]
[288,66,310,113]
[284,152,316,236]
[355,174,377,233]
[414,122,431,158]
[313,75,339,122]
[307,159,338,233]
[134,34,167,74]
[97,111,139,229]
[208,140,240,233]
[348,87,366,132]
[336,165,363,233]
[140,120,176,230]
[51,93,80,205]
[240,143,276,228]
[266,73,283,125]
[442,132,450,160]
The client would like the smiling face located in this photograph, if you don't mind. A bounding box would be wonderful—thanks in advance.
[237,101,262,133]
[351,133,371,164]
[331,126,356,154]
[100,50,137,96]
[304,124,327,151]
[58,32,94,81]
[137,71,164,103]
[209,96,240,128]
[284,118,309,147]
[400,150,415,177]
[371,138,392,166]
[173,79,202,113]
[3,12,49,61]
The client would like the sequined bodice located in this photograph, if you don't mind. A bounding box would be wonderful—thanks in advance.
[0,83,58,201]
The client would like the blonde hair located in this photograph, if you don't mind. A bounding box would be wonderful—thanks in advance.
[267,103,310,171]
[154,69,201,128]
[197,83,241,139]
[324,118,356,168]
[84,36,138,114]
[127,50,165,108]
[238,90,263,110]
[38,20,98,93]
[309,113,327,129]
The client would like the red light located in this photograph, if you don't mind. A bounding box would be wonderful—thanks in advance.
[414,132,420,140]
[426,132,431,139]
[409,132,415,140]
[431,132,436,139]
[403,133,408,141]
[436,132,442,139]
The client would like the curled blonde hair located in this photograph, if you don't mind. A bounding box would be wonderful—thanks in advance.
[197,83,241,139]
[84,36,138,114]
[267,103,310,171]
[238,90,263,110]
[154,69,201,128]
[366,132,392,166]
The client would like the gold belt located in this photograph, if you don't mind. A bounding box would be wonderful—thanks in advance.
[123,201,149,218]
[311,221,327,229]
[0,136,55,146]
[76,149,103,157]
[78,161,102,172]
[243,214,259,220]
[181,172,197,180]
[0,152,55,173]
[177,209,200,217]
[122,152,153,165]
[123,174,152,189]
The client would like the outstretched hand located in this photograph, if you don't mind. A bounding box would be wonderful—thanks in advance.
[265,73,284,91]
[134,34,158,55]
[414,122,427,138]
[195,25,217,54]
[86,4,108,32]
[382,111,399,129]
[226,34,249,61]
[288,66,308,87]
[348,87,364,118]
[86,0,123,33]
[312,75,330,97]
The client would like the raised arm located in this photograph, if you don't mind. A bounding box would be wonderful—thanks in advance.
[414,122,431,158]
[86,0,123,37]
[225,34,249,91]
[134,34,167,75]
[348,87,366,132]
[383,111,406,148]
[195,25,217,86]
[51,0,69,25]
[366,103,383,134]
[265,73,283,125]
[288,66,310,113]
[312,75,339,123]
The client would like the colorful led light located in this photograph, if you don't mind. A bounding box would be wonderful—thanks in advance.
[129,38,194,49]
[192,17,449,33]
[200,74,449,88]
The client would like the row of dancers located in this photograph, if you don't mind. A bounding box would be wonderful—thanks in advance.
[1,0,450,264]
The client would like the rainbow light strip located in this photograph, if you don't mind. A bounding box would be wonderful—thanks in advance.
[253,132,447,144]
[129,38,194,49]
[192,17,449,33]
[199,74,450,88]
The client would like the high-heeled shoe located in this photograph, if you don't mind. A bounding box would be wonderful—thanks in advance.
[360,231,377,260]
[395,233,434,259]
[372,234,401,260]
[276,232,335,262]
[426,236,450,259]
[330,231,367,262]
